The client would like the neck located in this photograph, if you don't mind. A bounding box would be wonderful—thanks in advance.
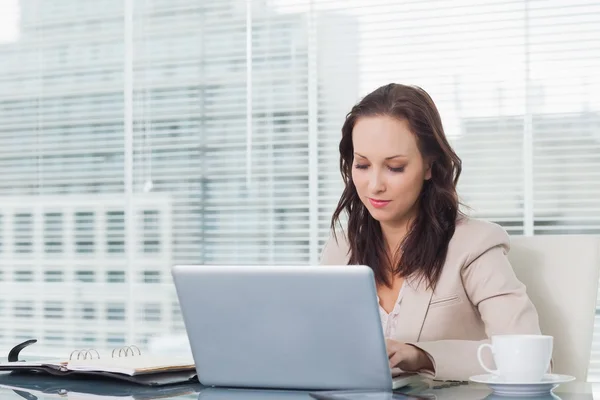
[380,206,419,258]
[380,220,411,256]
[378,220,411,285]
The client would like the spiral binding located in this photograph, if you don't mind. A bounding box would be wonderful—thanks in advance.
[68,345,142,360]
[111,345,141,358]
[69,349,100,360]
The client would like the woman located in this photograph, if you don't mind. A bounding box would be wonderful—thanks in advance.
[320,83,541,381]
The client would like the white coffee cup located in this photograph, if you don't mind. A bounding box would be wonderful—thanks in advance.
[477,334,553,383]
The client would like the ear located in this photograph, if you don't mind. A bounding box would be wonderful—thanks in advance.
[424,160,433,180]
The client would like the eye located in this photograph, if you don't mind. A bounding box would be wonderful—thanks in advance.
[388,166,405,173]
[354,164,368,170]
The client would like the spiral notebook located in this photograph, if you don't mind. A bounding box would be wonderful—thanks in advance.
[0,340,197,386]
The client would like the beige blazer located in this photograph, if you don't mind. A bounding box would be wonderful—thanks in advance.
[319,217,542,381]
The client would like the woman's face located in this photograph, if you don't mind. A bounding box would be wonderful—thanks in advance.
[351,115,431,227]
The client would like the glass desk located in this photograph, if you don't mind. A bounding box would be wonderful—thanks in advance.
[0,372,597,400]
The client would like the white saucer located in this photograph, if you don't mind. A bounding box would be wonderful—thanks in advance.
[469,374,575,397]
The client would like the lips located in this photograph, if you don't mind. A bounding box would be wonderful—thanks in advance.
[368,198,391,208]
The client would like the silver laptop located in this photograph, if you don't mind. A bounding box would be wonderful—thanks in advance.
[172,264,420,390]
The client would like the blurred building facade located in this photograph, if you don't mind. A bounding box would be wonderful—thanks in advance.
[454,112,600,235]
[0,0,358,351]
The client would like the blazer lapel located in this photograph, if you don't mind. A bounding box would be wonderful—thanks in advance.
[396,276,434,342]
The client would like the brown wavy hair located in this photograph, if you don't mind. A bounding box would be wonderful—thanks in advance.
[331,83,463,289]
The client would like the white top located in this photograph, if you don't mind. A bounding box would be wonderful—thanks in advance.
[378,281,406,338]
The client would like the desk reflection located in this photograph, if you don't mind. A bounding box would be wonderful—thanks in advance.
[0,372,200,400]
[0,373,594,400]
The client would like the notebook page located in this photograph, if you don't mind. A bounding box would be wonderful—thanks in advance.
[66,355,195,376]
[0,360,66,368]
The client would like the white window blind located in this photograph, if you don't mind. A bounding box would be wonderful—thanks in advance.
[1,0,599,380]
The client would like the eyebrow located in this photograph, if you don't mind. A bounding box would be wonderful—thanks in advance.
[354,152,407,160]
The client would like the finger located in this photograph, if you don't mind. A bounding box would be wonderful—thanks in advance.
[388,350,404,368]
[386,346,394,357]
[385,339,398,355]
[384,339,392,356]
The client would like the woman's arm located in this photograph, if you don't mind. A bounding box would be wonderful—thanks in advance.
[408,239,542,381]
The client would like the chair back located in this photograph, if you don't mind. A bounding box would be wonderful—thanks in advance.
[508,235,600,381]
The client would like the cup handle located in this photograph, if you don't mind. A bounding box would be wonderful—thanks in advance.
[477,343,498,375]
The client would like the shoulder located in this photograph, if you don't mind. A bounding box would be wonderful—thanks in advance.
[449,215,510,265]
[319,231,351,265]
[319,216,510,266]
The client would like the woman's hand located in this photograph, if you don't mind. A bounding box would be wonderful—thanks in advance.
[385,339,434,373]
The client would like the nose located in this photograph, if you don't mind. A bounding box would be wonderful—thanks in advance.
[368,168,385,194]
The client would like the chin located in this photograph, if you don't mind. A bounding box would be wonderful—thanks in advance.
[366,208,395,223]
